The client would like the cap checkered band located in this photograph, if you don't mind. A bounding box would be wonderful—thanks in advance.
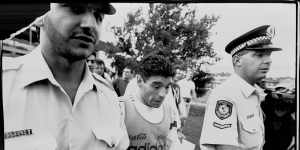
[230,35,272,55]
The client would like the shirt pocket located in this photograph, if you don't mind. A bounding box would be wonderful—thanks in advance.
[241,117,260,133]
[92,127,119,149]
[239,115,262,148]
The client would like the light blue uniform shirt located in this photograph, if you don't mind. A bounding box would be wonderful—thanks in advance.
[200,74,265,150]
[2,47,129,150]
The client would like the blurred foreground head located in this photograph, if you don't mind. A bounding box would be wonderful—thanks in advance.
[37,3,115,61]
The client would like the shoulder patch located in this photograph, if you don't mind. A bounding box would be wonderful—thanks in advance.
[215,100,233,120]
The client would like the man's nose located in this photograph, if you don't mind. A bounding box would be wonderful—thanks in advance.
[158,88,168,98]
[80,12,98,28]
[264,55,272,64]
[87,61,92,66]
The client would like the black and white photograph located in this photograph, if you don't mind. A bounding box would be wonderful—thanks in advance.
[1,2,298,150]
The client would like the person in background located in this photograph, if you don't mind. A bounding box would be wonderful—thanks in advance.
[2,3,129,150]
[171,67,188,129]
[200,25,282,150]
[120,53,182,150]
[177,67,197,118]
[261,83,296,150]
[87,52,113,88]
[113,67,133,96]
[94,58,111,80]
[174,68,184,82]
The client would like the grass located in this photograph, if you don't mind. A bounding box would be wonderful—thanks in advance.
[182,103,206,150]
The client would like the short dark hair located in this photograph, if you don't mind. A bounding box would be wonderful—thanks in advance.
[232,49,250,66]
[122,67,132,73]
[89,52,105,66]
[95,59,105,66]
[90,52,97,57]
[137,53,175,81]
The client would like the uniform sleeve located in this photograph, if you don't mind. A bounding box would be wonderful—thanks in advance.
[199,91,239,150]
[115,101,130,150]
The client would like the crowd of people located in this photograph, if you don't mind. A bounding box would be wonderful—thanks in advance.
[2,3,296,150]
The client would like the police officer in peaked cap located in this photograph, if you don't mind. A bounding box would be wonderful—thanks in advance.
[200,25,282,150]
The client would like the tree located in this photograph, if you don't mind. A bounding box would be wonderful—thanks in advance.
[95,40,121,56]
[111,4,220,96]
[112,3,220,69]
[111,55,138,77]
[192,69,214,97]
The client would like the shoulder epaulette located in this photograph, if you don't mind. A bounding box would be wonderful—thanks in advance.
[2,56,24,71]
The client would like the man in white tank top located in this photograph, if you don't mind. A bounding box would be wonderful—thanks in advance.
[121,53,181,150]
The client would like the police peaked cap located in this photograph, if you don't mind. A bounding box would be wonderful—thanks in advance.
[68,3,116,15]
[49,3,116,15]
[96,3,116,15]
[225,25,282,56]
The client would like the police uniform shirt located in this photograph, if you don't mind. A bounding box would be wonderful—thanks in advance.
[200,74,265,150]
[2,46,129,150]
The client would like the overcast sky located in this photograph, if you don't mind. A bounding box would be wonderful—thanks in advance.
[101,3,297,78]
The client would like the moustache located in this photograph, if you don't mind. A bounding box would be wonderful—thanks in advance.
[70,29,97,44]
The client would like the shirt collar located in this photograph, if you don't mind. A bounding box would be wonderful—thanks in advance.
[231,73,256,98]
[79,63,98,92]
[19,46,97,92]
[19,46,59,88]
[254,84,267,102]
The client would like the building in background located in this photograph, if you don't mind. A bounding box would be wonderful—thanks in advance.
[2,25,39,57]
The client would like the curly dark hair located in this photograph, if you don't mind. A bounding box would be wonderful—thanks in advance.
[137,53,175,81]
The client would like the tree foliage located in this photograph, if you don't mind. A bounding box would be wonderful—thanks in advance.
[192,69,214,97]
[111,3,220,69]
[110,4,220,97]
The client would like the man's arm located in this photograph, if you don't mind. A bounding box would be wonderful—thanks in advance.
[191,88,197,102]
[199,91,239,150]
[190,82,197,102]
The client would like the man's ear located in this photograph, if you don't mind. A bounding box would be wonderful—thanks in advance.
[136,75,145,89]
[233,55,242,67]
[136,74,144,84]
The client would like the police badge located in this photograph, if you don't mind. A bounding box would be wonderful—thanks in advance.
[215,100,233,120]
